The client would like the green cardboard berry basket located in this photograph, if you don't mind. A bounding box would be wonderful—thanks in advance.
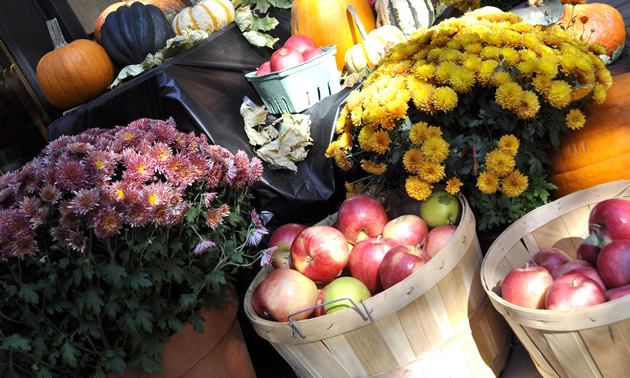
[245,46,341,114]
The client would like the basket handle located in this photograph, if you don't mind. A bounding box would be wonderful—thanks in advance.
[347,5,369,41]
[287,297,374,339]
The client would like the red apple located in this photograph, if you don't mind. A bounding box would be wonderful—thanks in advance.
[382,214,428,248]
[314,285,328,317]
[588,198,630,245]
[545,273,606,310]
[551,259,593,280]
[571,266,607,292]
[268,223,307,269]
[597,239,630,288]
[605,283,630,301]
[501,264,553,309]
[335,194,389,244]
[532,248,572,275]
[424,225,456,258]
[302,48,323,61]
[283,34,317,54]
[379,245,431,290]
[576,239,601,266]
[290,225,351,283]
[348,237,400,294]
[270,47,305,72]
[256,61,271,76]
[252,268,318,322]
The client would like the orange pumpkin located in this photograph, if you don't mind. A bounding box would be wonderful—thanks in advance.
[548,72,630,198]
[94,0,186,42]
[36,19,114,110]
[291,0,376,71]
[555,3,626,63]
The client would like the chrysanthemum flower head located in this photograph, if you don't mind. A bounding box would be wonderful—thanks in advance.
[546,80,573,109]
[501,169,528,197]
[409,121,428,146]
[418,161,446,183]
[361,160,388,175]
[432,86,458,112]
[422,136,450,163]
[485,149,516,177]
[515,91,541,120]
[498,135,520,156]
[566,108,586,130]
[495,82,523,110]
[405,176,433,201]
[477,171,499,194]
[403,149,424,173]
[445,177,463,195]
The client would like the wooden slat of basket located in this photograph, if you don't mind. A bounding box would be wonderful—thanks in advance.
[521,325,568,378]
[288,341,353,378]
[396,292,446,356]
[504,319,557,377]
[269,342,311,377]
[320,334,369,377]
[543,332,602,378]
[344,323,402,375]
[580,319,630,376]
[373,312,416,365]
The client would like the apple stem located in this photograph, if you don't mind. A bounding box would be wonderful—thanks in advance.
[572,278,578,288]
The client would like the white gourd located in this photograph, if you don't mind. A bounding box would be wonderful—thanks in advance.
[344,25,407,73]
[172,0,235,35]
[375,0,446,37]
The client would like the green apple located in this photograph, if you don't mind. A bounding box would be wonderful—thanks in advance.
[323,277,371,314]
[419,191,461,228]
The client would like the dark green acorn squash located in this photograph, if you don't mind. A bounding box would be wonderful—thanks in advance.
[100,2,174,67]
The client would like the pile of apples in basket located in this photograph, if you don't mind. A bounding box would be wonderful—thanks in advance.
[252,192,461,322]
[502,198,630,311]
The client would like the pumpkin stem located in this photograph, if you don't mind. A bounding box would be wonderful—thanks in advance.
[46,18,68,50]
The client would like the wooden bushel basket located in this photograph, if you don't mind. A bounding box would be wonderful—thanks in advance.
[244,192,510,377]
[481,180,630,378]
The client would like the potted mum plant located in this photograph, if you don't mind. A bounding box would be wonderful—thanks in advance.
[0,118,266,377]
[327,9,613,233]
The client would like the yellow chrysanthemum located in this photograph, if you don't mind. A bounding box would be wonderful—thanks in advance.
[439,48,462,62]
[536,58,558,78]
[333,145,352,171]
[413,63,436,80]
[409,121,428,146]
[502,31,521,47]
[588,43,607,56]
[596,68,613,89]
[510,22,534,34]
[346,90,363,109]
[337,125,353,149]
[335,108,349,134]
[427,47,444,62]
[411,82,435,113]
[386,98,409,121]
[357,126,374,150]
[477,171,499,194]
[546,80,572,109]
[460,33,481,45]
[464,42,483,54]
[423,126,443,140]
[514,90,541,120]
[495,82,523,110]
[485,149,516,176]
[571,84,594,102]
[435,61,459,84]
[421,136,450,163]
[491,71,513,87]
[449,66,476,93]
[344,181,364,198]
[432,86,458,112]
[371,129,391,154]
[532,75,552,95]
[478,60,500,86]
[500,47,519,65]
[445,177,463,195]
[405,176,433,201]
[520,33,540,50]
[325,140,338,159]
[501,169,528,197]
[566,108,586,130]
[418,161,446,183]
[462,55,483,72]
[481,46,501,60]
[361,160,388,175]
[574,56,593,73]
[483,31,502,46]
[518,49,537,62]
[403,148,424,173]
[591,83,607,105]
[516,60,537,78]
[498,134,520,156]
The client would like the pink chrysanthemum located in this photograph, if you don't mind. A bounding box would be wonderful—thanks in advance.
[50,226,72,246]
[69,188,100,215]
[260,247,277,267]
[193,240,217,255]
[206,163,223,188]
[67,142,93,154]
[164,155,196,186]
[55,159,89,191]
[165,201,190,228]
[149,142,174,173]
[206,204,230,229]
[222,159,237,185]
[44,135,71,157]
[39,184,61,204]
[120,185,143,208]
[86,150,118,182]
[247,210,268,246]
[30,206,49,229]
[123,152,155,183]
[151,204,169,227]
[144,182,172,207]
[205,192,218,208]
[92,206,123,239]
[188,154,209,183]
[248,157,264,185]
[19,196,40,216]
[66,229,87,252]
[11,234,38,257]
[150,119,178,144]
[233,151,250,188]
[114,126,142,147]
[127,118,152,131]
[125,200,152,228]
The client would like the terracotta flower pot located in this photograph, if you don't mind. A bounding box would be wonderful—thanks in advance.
[109,287,255,378]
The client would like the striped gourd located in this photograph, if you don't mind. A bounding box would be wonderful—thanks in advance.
[345,25,406,73]
[172,0,235,36]
[374,0,445,37]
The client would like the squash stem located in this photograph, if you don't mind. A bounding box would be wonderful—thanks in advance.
[46,18,68,50]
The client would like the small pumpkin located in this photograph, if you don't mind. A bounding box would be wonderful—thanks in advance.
[171,0,235,36]
[374,0,445,38]
[36,18,114,110]
[100,2,175,67]
[548,72,630,198]
[291,0,376,71]
[94,0,186,43]
[344,25,406,73]
[555,3,626,65]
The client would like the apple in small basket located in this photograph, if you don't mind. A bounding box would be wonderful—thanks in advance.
[334,194,389,244]
[550,259,592,280]
[545,273,606,310]
[606,283,630,301]
[256,61,271,76]
[501,264,553,309]
[379,245,431,290]
[252,268,318,322]
[270,47,305,72]
[283,34,317,54]
[424,225,456,258]
[291,225,351,283]
[588,198,630,245]
[597,239,630,289]
[348,236,400,294]
[382,214,428,248]
[268,223,307,269]
[302,48,323,61]
[532,248,572,275]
